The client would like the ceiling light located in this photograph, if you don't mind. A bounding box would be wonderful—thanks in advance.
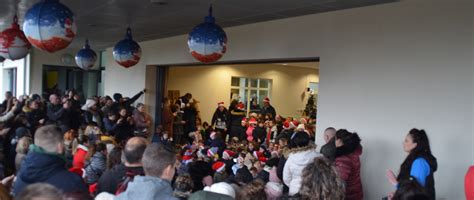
[151,0,168,5]
[282,63,288,65]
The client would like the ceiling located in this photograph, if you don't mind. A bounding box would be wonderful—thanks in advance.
[0,0,397,50]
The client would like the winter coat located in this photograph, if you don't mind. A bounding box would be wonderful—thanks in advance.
[261,105,276,119]
[72,145,88,169]
[13,148,87,196]
[253,126,266,144]
[283,144,321,195]
[103,117,119,136]
[335,145,363,200]
[173,113,184,136]
[84,110,102,127]
[397,154,437,200]
[246,126,255,142]
[23,108,45,131]
[84,152,107,184]
[229,109,245,134]
[115,176,178,200]
[320,137,337,161]
[211,109,229,130]
[96,164,144,194]
[183,107,197,135]
[133,109,151,135]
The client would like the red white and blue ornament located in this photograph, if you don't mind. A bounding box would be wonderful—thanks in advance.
[188,5,227,63]
[113,28,141,68]
[0,16,31,60]
[75,39,97,70]
[23,0,76,53]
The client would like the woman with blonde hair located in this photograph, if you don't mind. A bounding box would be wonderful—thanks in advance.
[15,136,33,172]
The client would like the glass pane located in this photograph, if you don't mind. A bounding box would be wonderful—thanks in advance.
[230,88,240,100]
[231,77,240,87]
[259,90,268,107]
[250,79,258,88]
[260,79,269,88]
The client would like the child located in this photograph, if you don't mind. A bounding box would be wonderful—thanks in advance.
[246,118,257,142]
[266,120,278,146]
[253,120,266,145]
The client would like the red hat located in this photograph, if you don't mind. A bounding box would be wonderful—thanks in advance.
[249,117,257,125]
[237,102,245,110]
[253,151,263,158]
[263,97,270,103]
[218,102,225,107]
[223,150,236,159]
[212,161,226,172]
[258,156,268,163]
[241,117,247,123]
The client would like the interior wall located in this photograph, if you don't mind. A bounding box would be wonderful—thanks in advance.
[167,64,318,123]
[103,0,473,199]
[29,48,98,95]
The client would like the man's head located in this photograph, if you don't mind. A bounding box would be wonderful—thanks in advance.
[142,143,176,181]
[16,183,63,200]
[113,93,122,102]
[5,91,12,99]
[34,125,64,154]
[49,94,60,105]
[323,127,336,143]
[123,137,148,167]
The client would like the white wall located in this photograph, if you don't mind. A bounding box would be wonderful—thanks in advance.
[104,0,473,199]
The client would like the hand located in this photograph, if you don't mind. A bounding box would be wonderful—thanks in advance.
[1,175,15,189]
[386,169,398,186]
[63,103,70,109]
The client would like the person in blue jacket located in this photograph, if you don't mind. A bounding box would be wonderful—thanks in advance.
[386,128,437,200]
[13,125,88,196]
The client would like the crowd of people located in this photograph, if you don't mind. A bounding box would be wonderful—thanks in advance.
[0,90,470,200]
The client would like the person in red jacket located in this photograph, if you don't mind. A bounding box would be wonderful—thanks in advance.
[334,129,363,200]
[72,135,89,169]
[466,166,474,200]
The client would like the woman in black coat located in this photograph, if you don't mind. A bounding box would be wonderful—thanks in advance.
[211,102,229,142]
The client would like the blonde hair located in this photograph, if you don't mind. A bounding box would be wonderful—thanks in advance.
[298,157,345,200]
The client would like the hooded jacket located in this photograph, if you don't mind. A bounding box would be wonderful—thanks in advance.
[283,144,321,195]
[115,176,178,200]
[335,142,363,200]
[13,146,87,196]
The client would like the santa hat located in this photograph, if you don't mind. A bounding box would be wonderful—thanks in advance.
[241,117,247,123]
[253,151,263,159]
[217,102,225,107]
[237,102,245,110]
[223,150,235,160]
[258,156,268,163]
[182,149,194,164]
[212,161,226,173]
[283,120,296,129]
[263,97,270,103]
[249,118,257,125]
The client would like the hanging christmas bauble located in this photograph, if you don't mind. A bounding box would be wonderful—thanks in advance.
[0,16,32,60]
[188,5,227,63]
[23,0,76,53]
[113,28,141,68]
[75,39,97,70]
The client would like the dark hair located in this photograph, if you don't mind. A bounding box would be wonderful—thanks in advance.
[289,131,310,148]
[397,129,434,182]
[107,147,122,169]
[235,166,253,184]
[174,173,194,192]
[124,138,148,164]
[335,129,361,154]
[142,143,176,177]
[237,180,266,200]
[392,177,430,200]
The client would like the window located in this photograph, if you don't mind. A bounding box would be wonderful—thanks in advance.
[3,68,17,97]
[230,77,272,114]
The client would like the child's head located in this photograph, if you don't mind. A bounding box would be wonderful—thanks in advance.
[241,118,247,127]
[258,120,265,128]
[278,137,288,147]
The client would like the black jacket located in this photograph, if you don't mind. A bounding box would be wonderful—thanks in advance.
[253,127,266,144]
[320,137,337,161]
[261,105,276,119]
[96,164,144,194]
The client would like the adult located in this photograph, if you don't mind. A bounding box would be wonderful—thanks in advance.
[183,99,198,138]
[133,103,152,138]
[111,89,146,114]
[211,102,229,142]
[260,97,276,120]
[22,99,46,133]
[228,100,246,141]
[320,127,337,161]
[115,143,178,200]
[295,157,345,200]
[465,166,474,200]
[13,125,87,196]
[176,93,192,109]
[16,183,63,200]
[115,108,135,144]
[334,129,363,200]
[161,98,173,140]
[0,91,13,112]
[96,137,147,194]
[392,178,430,200]
[82,98,102,127]
[386,129,438,200]
[46,94,71,131]
[282,131,322,195]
